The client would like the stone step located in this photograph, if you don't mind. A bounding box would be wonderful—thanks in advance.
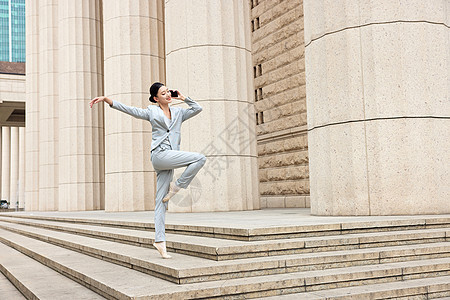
[0,241,105,299]
[0,216,448,261]
[1,228,449,299]
[0,269,26,300]
[1,212,449,241]
[262,276,450,299]
[0,221,449,284]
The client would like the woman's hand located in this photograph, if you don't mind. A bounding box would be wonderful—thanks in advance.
[172,91,186,101]
[90,96,112,108]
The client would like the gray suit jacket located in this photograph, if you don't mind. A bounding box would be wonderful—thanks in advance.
[111,97,202,151]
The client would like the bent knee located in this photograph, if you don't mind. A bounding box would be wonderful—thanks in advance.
[199,154,207,165]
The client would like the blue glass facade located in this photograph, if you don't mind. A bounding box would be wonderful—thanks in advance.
[0,0,25,62]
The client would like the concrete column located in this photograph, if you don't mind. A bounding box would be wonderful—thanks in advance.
[10,127,19,209]
[25,0,40,211]
[2,127,10,204]
[165,0,260,212]
[19,127,25,209]
[38,0,59,211]
[102,0,165,211]
[58,0,104,211]
[304,0,449,215]
[0,128,2,200]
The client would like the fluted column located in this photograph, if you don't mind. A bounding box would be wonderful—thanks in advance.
[38,0,59,211]
[103,0,165,211]
[304,0,449,215]
[58,0,104,211]
[0,129,2,200]
[2,127,11,204]
[10,127,19,209]
[165,0,260,212]
[19,127,25,209]
[25,0,40,211]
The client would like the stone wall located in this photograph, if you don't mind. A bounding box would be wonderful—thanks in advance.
[0,62,25,75]
[0,73,25,103]
[250,0,309,208]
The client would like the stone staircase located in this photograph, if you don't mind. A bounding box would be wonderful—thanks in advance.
[0,212,449,299]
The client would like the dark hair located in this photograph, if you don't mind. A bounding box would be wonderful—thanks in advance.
[149,82,164,103]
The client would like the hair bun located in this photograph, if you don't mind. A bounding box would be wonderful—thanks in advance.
[149,82,164,103]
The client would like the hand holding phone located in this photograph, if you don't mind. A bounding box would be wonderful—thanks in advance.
[169,90,179,97]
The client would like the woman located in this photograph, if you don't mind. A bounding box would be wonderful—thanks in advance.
[90,82,206,259]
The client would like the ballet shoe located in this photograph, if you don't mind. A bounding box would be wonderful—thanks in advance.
[163,182,180,203]
[153,241,172,259]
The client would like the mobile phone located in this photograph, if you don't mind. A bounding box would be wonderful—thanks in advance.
[169,90,178,97]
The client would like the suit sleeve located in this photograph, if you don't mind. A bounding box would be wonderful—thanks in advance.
[110,100,150,120]
[181,97,203,122]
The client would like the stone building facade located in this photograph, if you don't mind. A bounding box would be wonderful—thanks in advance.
[251,0,309,208]
[0,0,446,215]
[0,62,26,209]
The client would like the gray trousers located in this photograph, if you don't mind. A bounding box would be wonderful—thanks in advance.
[151,143,206,242]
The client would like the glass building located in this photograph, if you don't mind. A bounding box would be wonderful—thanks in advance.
[0,0,25,62]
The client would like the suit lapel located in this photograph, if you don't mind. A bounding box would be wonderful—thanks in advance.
[155,105,179,130]
[169,107,180,130]
[154,106,169,130]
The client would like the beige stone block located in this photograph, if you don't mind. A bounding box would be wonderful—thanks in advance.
[305,28,365,130]
[255,87,305,112]
[253,16,303,55]
[253,27,303,65]
[258,169,268,182]
[257,135,307,156]
[266,196,285,208]
[285,196,306,208]
[258,113,307,136]
[358,0,448,25]
[267,166,308,181]
[308,122,370,216]
[261,46,304,76]
[258,149,308,169]
[253,5,303,44]
[262,73,305,100]
[303,0,360,45]
[252,0,299,26]
[259,180,309,196]
[365,118,450,215]
[263,101,305,123]
[361,22,449,119]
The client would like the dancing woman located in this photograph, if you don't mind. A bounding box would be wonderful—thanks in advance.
[90,82,206,259]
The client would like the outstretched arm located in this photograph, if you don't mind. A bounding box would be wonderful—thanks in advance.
[90,96,150,120]
[90,96,113,107]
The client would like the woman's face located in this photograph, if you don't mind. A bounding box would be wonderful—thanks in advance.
[155,86,172,105]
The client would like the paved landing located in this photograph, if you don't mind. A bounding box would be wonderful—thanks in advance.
[2,208,449,228]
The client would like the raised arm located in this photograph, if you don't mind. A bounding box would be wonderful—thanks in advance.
[181,96,203,122]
